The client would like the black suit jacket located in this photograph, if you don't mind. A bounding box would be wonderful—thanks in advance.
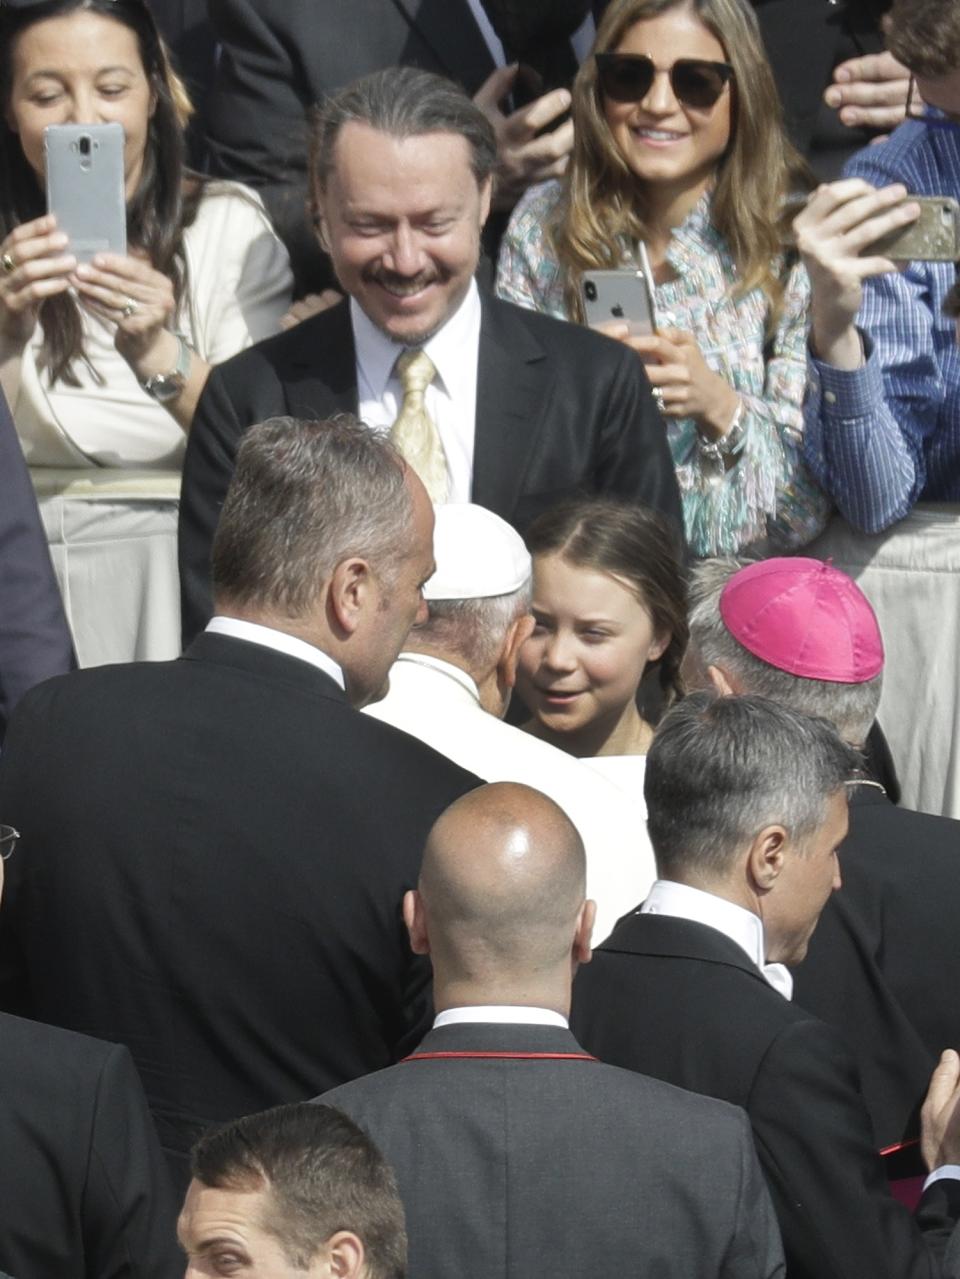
[572,911,960,1279]
[205,0,497,289]
[794,787,960,1106]
[323,1021,785,1279]
[0,633,478,1194]
[0,1013,180,1279]
[178,294,681,644]
[0,391,74,745]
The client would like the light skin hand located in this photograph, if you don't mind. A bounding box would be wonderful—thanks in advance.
[0,214,76,346]
[793,179,920,369]
[824,51,911,132]
[473,64,574,210]
[594,322,739,434]
[920,1049,960,1171]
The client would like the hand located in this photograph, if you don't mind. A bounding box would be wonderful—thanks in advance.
[279,288,343,331]
[601,324,739,432]
[921,1049,960,1171]
[0,214,76,345]
[793,179,919,367]
[70,249,176,380]
[824,51,911,134]
[473,65,574,210]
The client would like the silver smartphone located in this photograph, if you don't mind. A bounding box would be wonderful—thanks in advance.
[44,122,127,263]
[581,247,657,337]
[868,195,960,262]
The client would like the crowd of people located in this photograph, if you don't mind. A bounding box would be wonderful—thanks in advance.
[0,0,959,1275]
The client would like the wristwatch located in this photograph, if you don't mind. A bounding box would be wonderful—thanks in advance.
[140,335,192,403]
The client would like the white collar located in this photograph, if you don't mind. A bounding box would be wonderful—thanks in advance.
[394,652,480,703]
[205,617,345,691]
[350,280,481,403]
[641,880,793,1000]
[434,1006,569,1029]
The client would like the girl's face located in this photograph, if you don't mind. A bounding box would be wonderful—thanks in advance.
[601,6,732,200]
[5,9,155,200]
[517,553,669,743]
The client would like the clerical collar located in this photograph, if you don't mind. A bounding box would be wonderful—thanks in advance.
[641,880,793,1000]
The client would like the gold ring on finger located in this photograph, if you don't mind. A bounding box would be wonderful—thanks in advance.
[0,252,15,275]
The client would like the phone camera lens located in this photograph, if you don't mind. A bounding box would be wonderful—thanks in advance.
[79,135,91,157]
[584,281,597,302]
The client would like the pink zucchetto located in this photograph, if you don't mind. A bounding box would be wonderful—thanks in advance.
[719,558,884,684]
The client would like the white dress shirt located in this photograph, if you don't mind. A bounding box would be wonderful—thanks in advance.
[641,880,794,1000]
[353,283,482,503]
[435,1005,568,1029]
[205,616,345,690]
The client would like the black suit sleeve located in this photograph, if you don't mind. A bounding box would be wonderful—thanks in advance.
[84,1043,182,1279]
[597,342,684,536]
[751,1017,958,1279]
[178,366,250,645]
[0,392,74,743]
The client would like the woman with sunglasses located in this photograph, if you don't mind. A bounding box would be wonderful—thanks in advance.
[0,0,292,666]
[496,0,830,557]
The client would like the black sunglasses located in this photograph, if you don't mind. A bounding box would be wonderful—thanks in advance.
[595,53,734,110]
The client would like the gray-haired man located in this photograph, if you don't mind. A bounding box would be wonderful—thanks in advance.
[572,691,960,1279]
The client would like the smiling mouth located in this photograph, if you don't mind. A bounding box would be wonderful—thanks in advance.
[536,687,584,703]
[367,270,442,300]
[631,127,687,144]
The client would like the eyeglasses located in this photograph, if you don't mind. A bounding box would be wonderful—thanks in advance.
[595,53,734,110]
[0,826,19,861]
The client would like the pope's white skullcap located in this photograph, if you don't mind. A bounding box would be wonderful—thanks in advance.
[424,503,531,601]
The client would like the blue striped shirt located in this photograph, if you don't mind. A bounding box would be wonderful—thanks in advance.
[803,118,960,533]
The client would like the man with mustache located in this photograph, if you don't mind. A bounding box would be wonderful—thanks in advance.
[178,65,681,644]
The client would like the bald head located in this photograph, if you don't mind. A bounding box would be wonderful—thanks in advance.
[413,784,589,990]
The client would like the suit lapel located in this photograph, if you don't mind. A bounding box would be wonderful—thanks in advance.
[277,304,359,422]
[471,297,550,516]
[389,0,494,91]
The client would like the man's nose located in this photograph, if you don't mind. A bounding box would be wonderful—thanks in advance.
[384,224,424,276]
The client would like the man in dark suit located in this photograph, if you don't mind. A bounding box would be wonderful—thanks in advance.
[686,555,960,1144]
[572,692,960,1279]
[178,66,679,643]
[322,781,786,1279]
[0,830,181,1279]
[0,389,73,745]
[0,416,479,1195]
[203,0,588,291]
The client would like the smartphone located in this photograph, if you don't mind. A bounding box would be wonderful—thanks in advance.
[581,251,657,337]
[44,122,127,263]
[868,195,960,262]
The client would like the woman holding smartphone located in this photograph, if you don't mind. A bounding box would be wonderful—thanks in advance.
[515,498,687,801]
[0,0,291,666]
[496,0,829,557]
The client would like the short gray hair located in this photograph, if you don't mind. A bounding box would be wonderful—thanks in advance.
[415,579,532,672]
[645,692,858,880]
[688,558,883,744]
[212,416,412,617]
[309,66,497,195]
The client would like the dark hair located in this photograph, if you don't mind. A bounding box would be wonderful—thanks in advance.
[887,0,960,78]
[191,1103,406,1278]
[645,691,858,879]
[308,66,497,203]
[525,498,688,713]
[211,415,413,618]
[0,0,200,385]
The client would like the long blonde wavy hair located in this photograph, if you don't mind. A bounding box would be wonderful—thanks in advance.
[555,0,811,328]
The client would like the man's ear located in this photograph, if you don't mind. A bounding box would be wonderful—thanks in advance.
[573,899,596,968]
[403,889,430,956]
[328,557,373,637]
[318,1230,365,1278]
[499,613,535,691]
[707,664,738,696]
[478,175,493,229]
[747,824,788,894]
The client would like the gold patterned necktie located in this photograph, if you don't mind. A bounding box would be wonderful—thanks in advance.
[390,348,448,503]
